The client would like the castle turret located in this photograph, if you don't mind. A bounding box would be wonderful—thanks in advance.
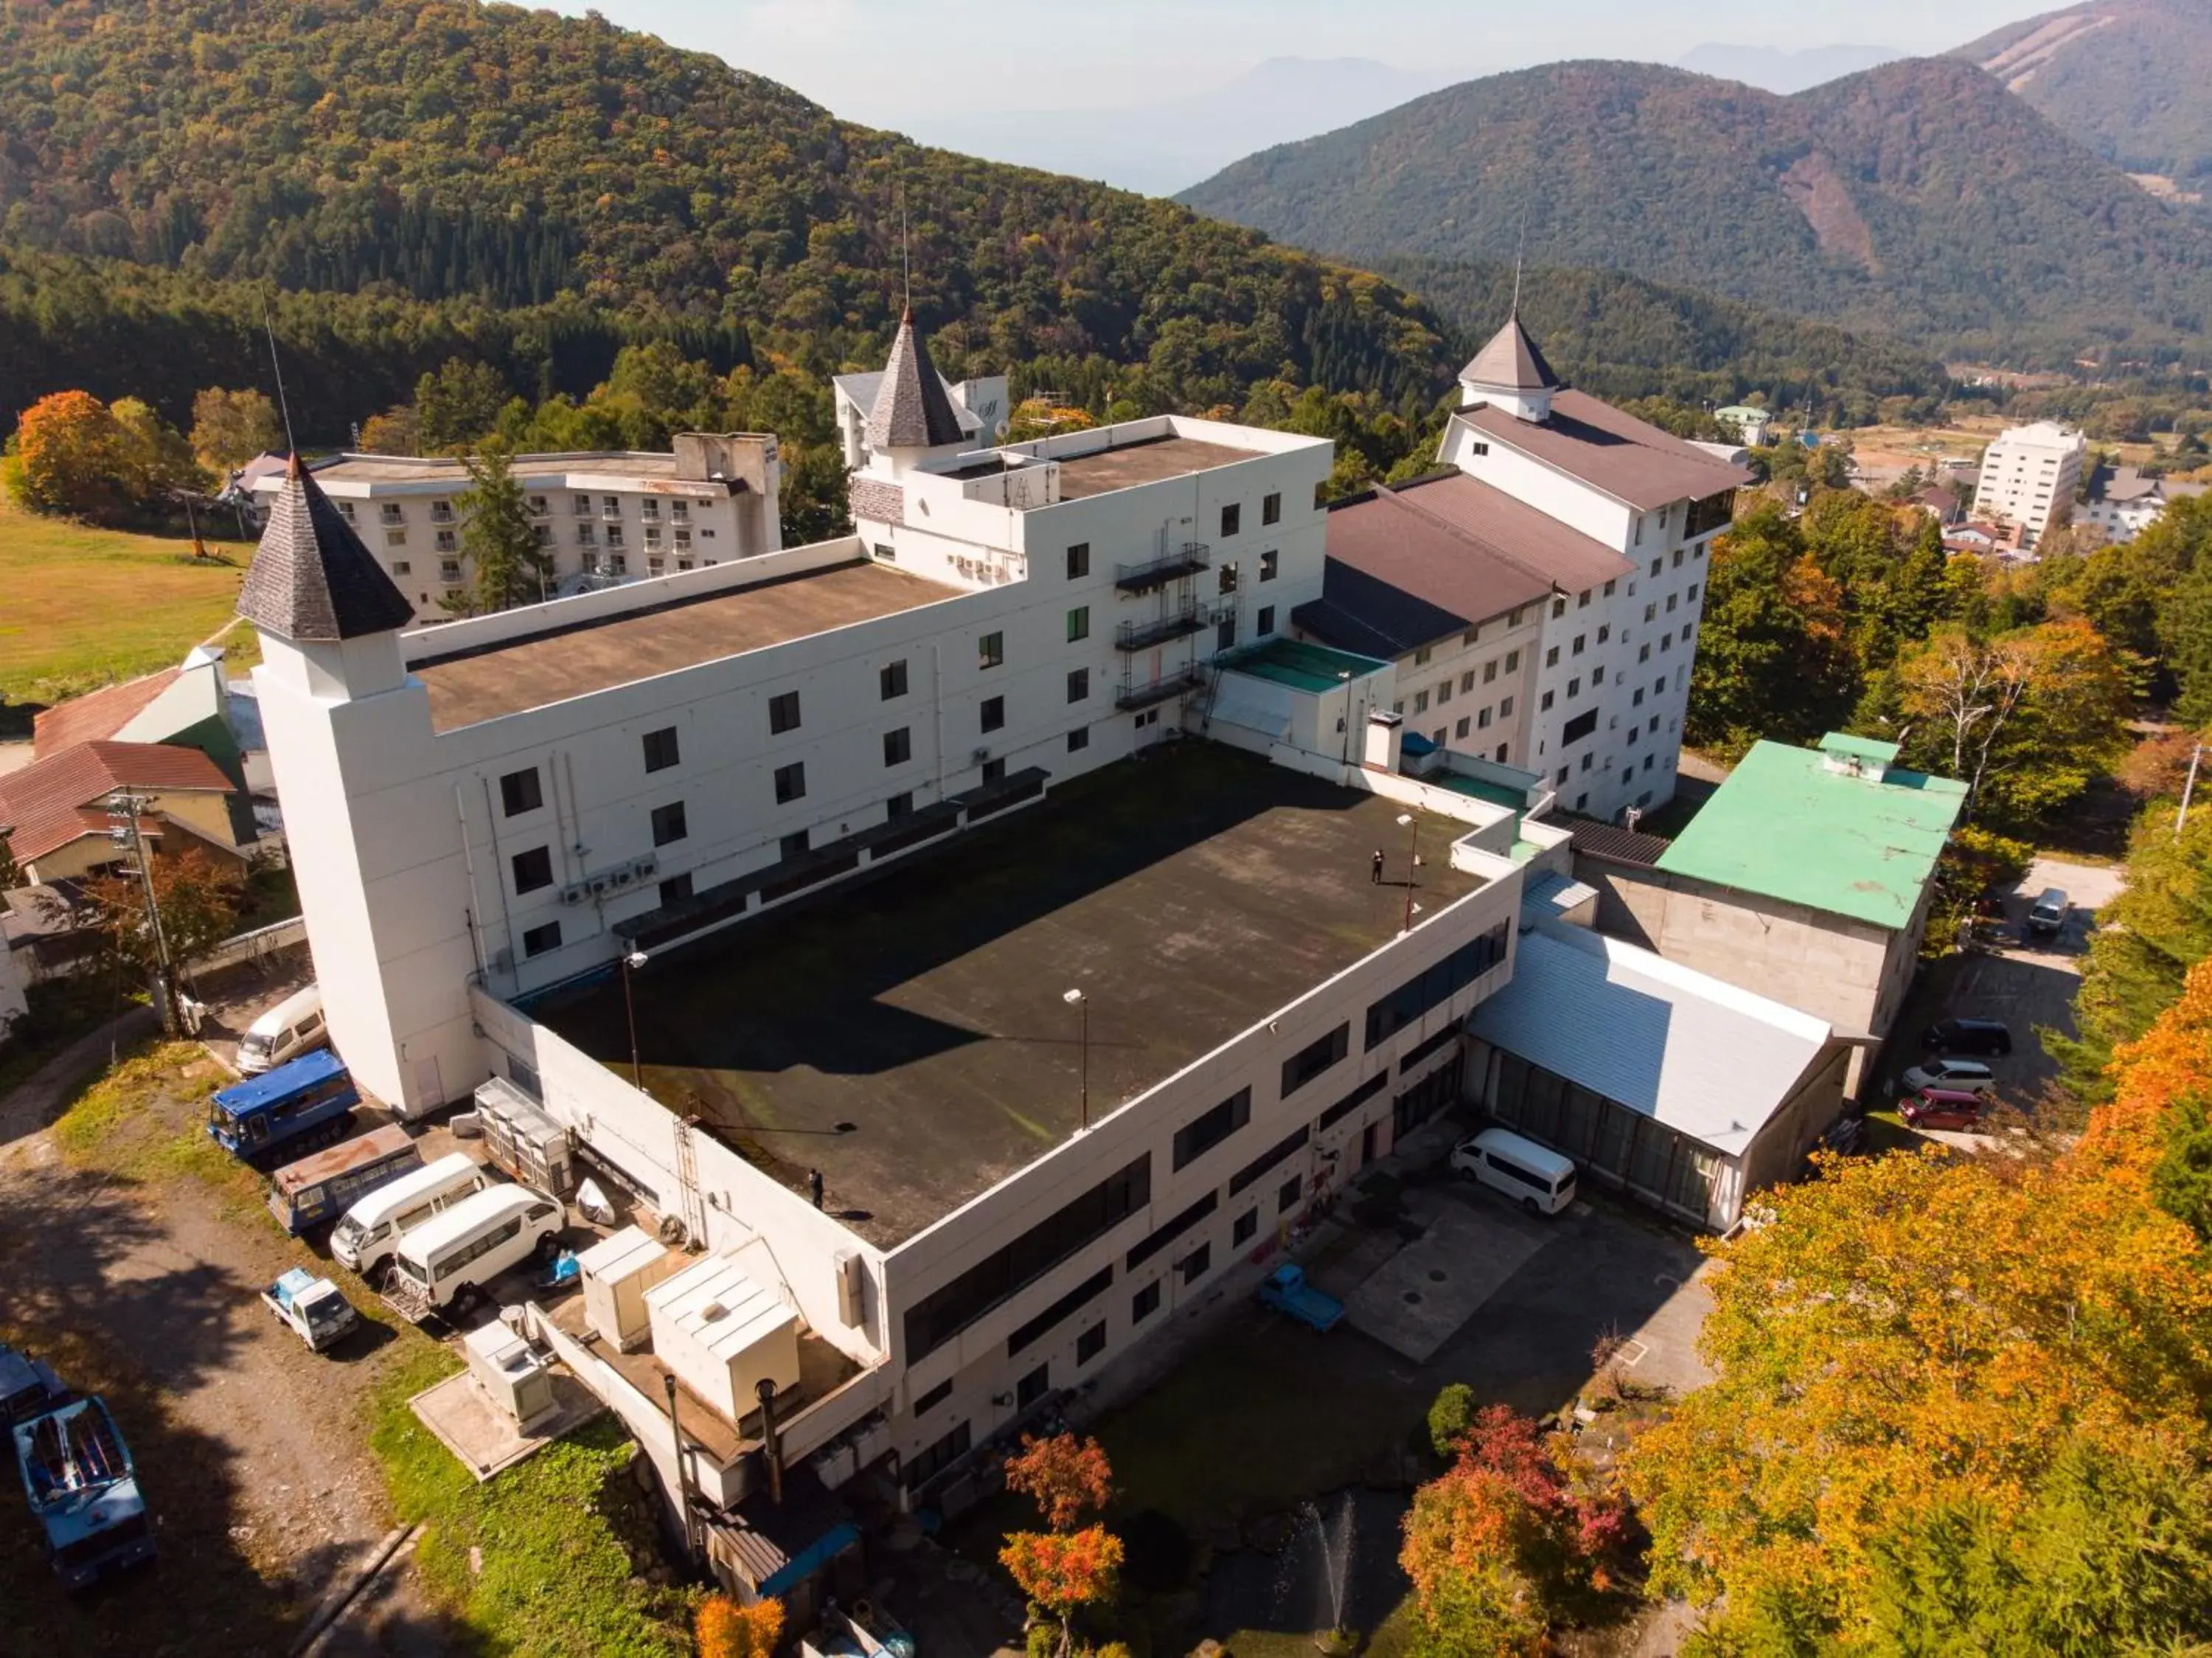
[863,309,970,477]
[1456,313,1562,424]
[237,454,417,698]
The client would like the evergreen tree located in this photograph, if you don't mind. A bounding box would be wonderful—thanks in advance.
[448,441,550,615]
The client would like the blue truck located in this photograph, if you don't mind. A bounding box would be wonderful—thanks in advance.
[209,1049,360,1170]
[13,1394,156,1590]
[0,1343,66,1428]
[1257,1263,1346,1333]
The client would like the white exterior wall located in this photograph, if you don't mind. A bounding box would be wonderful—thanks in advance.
[1971,423,2087,549]
[1385,610,1544,767]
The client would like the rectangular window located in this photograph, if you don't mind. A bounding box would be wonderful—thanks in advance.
[1077,1322,1107,1365]
[659,873,693,907]
[1650,558,1663,578]
[511,846,554,895]
[884,726,912,766]
[434,528,457,554]
[1068,667,1091,703]
[887,791,914,819]
[979,631,1004,669]
[1259,549,1279,582]
[915,1377,953,1415]
[1233,1209,1258,1246]
[1221,502,1242,538]
[571,494,591,516]
[1363,922,1512,1050]
[1132,1280,1161,1323]
[1500,696,1514,718]
[1066,543,1091,580]
[1413,690,1430,714]
[1415,646,1433,667]
[980,696,1006,734]
[1540,690,1555,712]
[1006,1266,1113,1358]
[499,768,543,817]
[1256,606,1276,636]
[521,920,561,957]
[1456,716,1472,740]
[390,559,413,575]
[1281,1022,1351,1097]
[1231,1125,1310,1196]
[642,727,680,772]
[1180,1244,1211,1286]
[1067,727,1090,753]
[1545,646,1559,667]
[983,757,1006,785]
[780,829,809,861]
[1318,1072,1388,1132]
[1066,606,1090,643]
[1436,681,1453,704]
[1505,650,1520,672]
[774,762,806,804]
[881,659,909,700]
[1568,678,1581,698]
[903,1421,970,1489]
[1127,1190,1217,1269]
[1220,563,1239,596]
[1172,1088,1252,1171]
[1280,1173,1303,1214]
[386,530,408,549]
[768,690,801,734]
[1477,707,1492,729]
[1262,492,1281,526]
[1017,1364,1050,1408]
[650,802,689,846]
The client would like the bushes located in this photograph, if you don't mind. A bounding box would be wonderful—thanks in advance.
[1427,1383,1477,1460]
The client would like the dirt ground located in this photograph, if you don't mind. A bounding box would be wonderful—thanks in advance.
[0,960,454,1657]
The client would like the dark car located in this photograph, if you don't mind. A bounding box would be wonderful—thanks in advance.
[1902,1088,1988,1131]
[1920,1017,2013,1057]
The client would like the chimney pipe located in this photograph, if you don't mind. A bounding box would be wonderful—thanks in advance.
[757,1376,785,1505]
[664,1374,700,1561]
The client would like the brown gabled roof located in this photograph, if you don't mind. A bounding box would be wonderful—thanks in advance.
[1391,471,1637,592]
[1459,313,1562,392]
[866,311,967,451]
[31,669,180,760]
[237,456,417,642]
[0,740,235,865]
[1307,484,1556,658]
[1457,389,1753,511]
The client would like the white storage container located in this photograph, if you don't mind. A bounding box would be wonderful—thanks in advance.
[644,1255,801,1425]
[577,1226,681,1353]
[463,1318,558,1430]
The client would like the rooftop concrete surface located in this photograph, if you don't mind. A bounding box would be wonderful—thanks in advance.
[529,746,1490,1246]
[410,558,963,731]
[1051,435,1264,499]
[304,452,698,484]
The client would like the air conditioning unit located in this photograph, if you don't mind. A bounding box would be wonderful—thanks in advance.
[560,885,587,906]
[971,746,992,764]
[490,947,514,973]
[610,866,636,889]
[586,875,612,896]
[631,854,658,880]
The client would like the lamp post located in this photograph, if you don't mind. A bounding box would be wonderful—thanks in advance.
[1062,988,1088,1130]
[1396,812,1419,933]
[1337,669,1355,769]
[622,948,650,1091]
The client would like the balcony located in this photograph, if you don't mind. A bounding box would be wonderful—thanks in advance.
[1114,666,1206,711]
[1114,542,1210,594]
[1116,602,1208,652]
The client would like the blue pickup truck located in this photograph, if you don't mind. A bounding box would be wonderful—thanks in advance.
[13,1394,156,1590]
[209,1049,360,1170]
[1257,1263,1346,1333]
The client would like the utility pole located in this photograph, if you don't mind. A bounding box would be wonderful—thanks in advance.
[107,791,178,1035]
[2177,742,2204,842]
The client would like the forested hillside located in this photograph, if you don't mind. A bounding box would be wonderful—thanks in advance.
[1957,0,2212,191]
[1183,56,2212,369]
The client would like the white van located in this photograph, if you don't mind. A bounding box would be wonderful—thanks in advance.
[330,1154,495,1279]
[389,1184,564,1315]
[1450,1127,1578,1216]
[238,985,329,1075]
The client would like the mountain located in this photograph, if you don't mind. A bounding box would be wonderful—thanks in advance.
[0,0,1452,437]
[1955,1,2212,194]
[883,58,1449,197]
[1677,43,1904,94]
[1180,56,2212,368]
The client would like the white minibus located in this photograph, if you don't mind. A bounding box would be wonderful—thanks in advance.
[238,985,329,1075]
[389,1185,563,1315]
[1450,1127,1578,1215]
[330,1154,495,1279]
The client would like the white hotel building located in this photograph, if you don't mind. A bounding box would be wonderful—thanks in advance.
[1969,419,2087,550]
[238,310,1800,1584]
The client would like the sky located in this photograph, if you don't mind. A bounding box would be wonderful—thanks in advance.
[557,0,2060,125]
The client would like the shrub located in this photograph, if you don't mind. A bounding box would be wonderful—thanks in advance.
[1427,1382,1477,1460]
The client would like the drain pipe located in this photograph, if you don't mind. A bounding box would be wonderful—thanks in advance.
[757,1376,785,1505]
[663,1375,700,1562]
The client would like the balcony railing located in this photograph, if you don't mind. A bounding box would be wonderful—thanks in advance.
[1114,666,1206,711]
[1114,542,1210,593]
[1116,602,1208,652]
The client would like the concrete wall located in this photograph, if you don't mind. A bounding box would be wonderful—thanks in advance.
[1737,1040,1853,1206]
[1385,609,1545,769]
[0,928,27,1041]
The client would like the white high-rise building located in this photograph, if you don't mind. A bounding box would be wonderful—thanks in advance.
[1970,420,2087,549]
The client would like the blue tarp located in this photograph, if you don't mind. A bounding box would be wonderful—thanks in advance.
[758,1521,860,1598]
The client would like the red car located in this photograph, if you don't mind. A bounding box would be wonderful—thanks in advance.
[1902,1088,1987,1131]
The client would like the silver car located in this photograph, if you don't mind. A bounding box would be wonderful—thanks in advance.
[1901,1058,1997,1095]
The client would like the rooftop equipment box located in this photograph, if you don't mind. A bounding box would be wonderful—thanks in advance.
[577,1226,682,1353]
[644,1255,801,1426]
[473,1076,574,1196]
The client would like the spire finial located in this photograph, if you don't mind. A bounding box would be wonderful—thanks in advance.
[900,182,911,319]
[1510,204,1528,318]
[263,299,299,460]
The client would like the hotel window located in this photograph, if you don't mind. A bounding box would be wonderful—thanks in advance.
[608,552,627,576]
[1077,1322,1107,1365]
[1068,667,1091,703]
[1649,558,1662,578]
[1545,646,1559,668]
[978,631,1004,670]
[642,726,680,772]
[1639,643,1651,663]
[533,524,554,547]
[673,530,692,552]
[1673,549,1685,568]
[1262,491,1281,526]
[572,494,591,516]
[1478,707,1492,729]
[1541,690,1554,711]
[390,560,412,575]
[1233,1210,1258,1247]
[1257,606,1275,636]
[1573,635,1585,656]
[659,873,693,907]
[511,846,554,894]
[1414,645,1432,666]
[1568,678,1581,698]
[884,727,912,766]
[1597,625,1610,644]
[1436,681,1452,704]
[1579,589,1593,608]
[1688,583,1700,601]
[576,523,596,547]
[1133,1281,1161,1323]
[640,498,660,520]
[768,691,801,735]
[380,503,404,526]
[1591,666,1604,686]
[1666,593,1678,613]
[1500,696,1514,718]
[1604,580,1617,597]
[882,659,909,699]
[1260,549,1279,582]
[1068,726,1091,753]
[773,762,806,805]
[1220,563,1239,596]
[670,501,690,524]
[644,524,662,549]
[1551,597,1566,619]
[1413,690,1430,713]
[607,525,625,548]
[1221,502,1242,538]
[981,696,1006,734]
[521,920,562,957]
[1456,716,1471,740]
[499,768,543,817]
[1460,671,1476,694]
[1504,649,1521,673]
[1066,606,1090,643]
[430,499,454,523]
[647,555,664,575]
[439,559,462,583]
[650,802,688,846]
[1066,542,1090,580]
[337,501,357,522]
[386,530,408,549]
[602,495,621,516]
[1181,1244,1211,1286]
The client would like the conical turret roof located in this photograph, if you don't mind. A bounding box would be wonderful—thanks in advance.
[1458,313,1562,393]
[236,456,417,642]
[866,310,967,451]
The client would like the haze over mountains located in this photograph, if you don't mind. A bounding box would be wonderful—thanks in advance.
[1183,55,2212,368]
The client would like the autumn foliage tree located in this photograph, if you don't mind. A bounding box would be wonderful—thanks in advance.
[63,847,246,985]
[999,1433,1121,1658]
[1622,963,2212,1652]
[694,1592,782,1658]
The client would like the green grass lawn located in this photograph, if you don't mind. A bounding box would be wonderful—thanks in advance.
[0,496,259,704]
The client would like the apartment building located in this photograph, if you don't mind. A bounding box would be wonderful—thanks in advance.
[2078,464,2209,547]
[252,433,782,621]
[1298,315,1747,822]
[1970,420,2087,549]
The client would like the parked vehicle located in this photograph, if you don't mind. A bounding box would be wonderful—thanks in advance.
[1901,1058,1997,1096]
[384,1184,564,1319]
[266,1124,421,1234]
[237,985,328,1075]
[1903,1088,1989,1131]
[1818,1114,1866,1156]
[330,1152,494,1280]
[13,1395,156,1590]
[1920,1018,2014,1057]
[1450,1127,1578,1215]
[207,1050,359,1169]
[262,1267,361,1353]
[2028,887,2070,939]
[0,1345,67,1429]
[1256,1263,1345,1333]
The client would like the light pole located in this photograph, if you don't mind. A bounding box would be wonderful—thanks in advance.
[1337,669,1355,769]
[107,790,178,1034]
[1397,812,1419,933]
[622,948,650,1091]
[1062,988,1088,1130]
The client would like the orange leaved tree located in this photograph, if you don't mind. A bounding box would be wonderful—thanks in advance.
[1000,1432,1120,1656]
[695,1592,783,1658]
[1003,1431,1113,1533]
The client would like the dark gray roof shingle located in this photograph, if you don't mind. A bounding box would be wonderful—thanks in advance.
[1459,313,1562,392]
[237,457,417,642]
[866,312,967,451]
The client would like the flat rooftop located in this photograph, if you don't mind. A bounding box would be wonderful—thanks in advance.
[529,747,1489,1247]
[410,558,963,731]
[1051,435,1264,499]
[1222,637,1388,694]
[294,452,696,485]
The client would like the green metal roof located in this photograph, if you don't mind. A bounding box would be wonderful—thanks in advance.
[1222,637,1388,694]
[1655,740,1966,929]
[1818,732,1901,765]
